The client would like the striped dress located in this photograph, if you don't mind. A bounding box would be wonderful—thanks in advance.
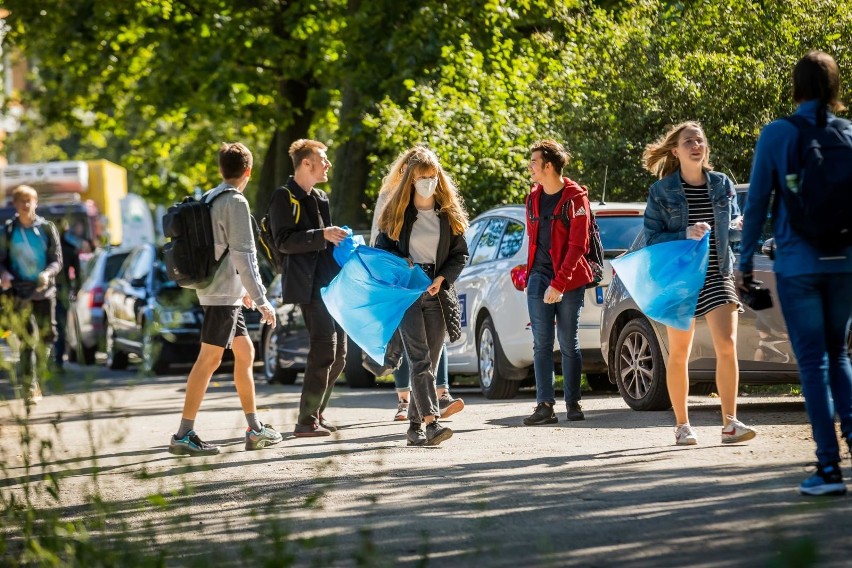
[682,180,742,317]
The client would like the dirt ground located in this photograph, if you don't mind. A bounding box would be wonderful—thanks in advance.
[1,364,851,567]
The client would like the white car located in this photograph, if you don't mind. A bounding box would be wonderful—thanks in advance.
[447,201,646,398]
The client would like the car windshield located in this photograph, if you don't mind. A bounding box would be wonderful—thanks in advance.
[597,216,644,253]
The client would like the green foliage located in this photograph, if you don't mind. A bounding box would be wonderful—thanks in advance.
[2,0,851,216]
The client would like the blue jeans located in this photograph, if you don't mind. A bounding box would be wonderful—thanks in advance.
[395,344,449,392]
[526,270,584,405]
[775,272,852,466]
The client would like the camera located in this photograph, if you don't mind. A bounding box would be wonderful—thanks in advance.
[738,276,773,311]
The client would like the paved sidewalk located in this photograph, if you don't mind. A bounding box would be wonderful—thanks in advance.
[1,364,851,567]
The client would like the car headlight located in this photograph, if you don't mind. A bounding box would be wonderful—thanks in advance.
[159,310,196,326]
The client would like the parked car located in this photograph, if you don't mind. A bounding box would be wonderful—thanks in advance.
[102,243,264,374]
[598,185,851,411]
[66,248,131,365]
[259,273,376,388]
[447,201,647,399]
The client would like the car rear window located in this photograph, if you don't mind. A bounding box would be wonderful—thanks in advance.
[104,252,131,281]
[596,216,644,253]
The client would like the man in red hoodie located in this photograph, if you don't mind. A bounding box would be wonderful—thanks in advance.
[523,140,594,426]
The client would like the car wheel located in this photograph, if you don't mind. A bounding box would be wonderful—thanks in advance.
[345,338,376,389]
[586,372,618,392]
[613,318,670,411]
[105,321,129,371]
[75,317,96,365]
[477,315,522,399]
[141,327,170,375]
[261,327,298,385]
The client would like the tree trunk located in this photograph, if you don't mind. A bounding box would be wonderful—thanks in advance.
[254,78,314,215]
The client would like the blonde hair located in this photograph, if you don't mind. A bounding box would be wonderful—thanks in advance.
[378,146,469,241]
[11,185,38,202]
[642,121,713,179]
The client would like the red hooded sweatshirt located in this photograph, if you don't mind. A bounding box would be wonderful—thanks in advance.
[525,177,593,293]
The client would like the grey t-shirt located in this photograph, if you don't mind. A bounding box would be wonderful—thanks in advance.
[409,207,440,264]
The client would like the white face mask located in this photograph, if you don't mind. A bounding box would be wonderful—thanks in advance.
[414,177,438,198]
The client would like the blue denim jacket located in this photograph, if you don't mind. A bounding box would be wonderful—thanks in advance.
[644,170,740,276]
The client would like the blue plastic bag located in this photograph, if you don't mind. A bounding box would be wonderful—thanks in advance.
[610,233,710,330]
[332,228,365,266]
[321,246,431,363]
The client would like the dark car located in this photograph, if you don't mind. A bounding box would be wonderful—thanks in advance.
[259,274,375,388]
[599,185,852,411]
[103,244,264,374]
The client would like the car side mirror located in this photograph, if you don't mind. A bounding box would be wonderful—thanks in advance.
[761,238,776,260]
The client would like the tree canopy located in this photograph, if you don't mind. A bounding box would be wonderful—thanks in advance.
[2,0,850,226]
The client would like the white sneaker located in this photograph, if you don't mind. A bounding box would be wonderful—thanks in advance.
[721,416,756,444]
[394,401,409,421]
[675,423,698,446]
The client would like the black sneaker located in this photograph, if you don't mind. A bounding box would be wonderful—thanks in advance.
[566,402,585,422]
[523,402,557,426]
[799,462,847,496]
[169,430,220,456]
[425,421,453,446]
[407,424,427,447]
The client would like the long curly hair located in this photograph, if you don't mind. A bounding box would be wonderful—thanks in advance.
[642,121,713,179]
[378,146,469,241]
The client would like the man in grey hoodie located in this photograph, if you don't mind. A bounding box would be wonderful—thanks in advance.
[168,142,283,456]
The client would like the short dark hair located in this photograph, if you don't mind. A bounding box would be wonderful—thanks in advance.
[530,139,570,174]
[792,50,846,112]
[288,139,327,170]
[218,142,253,180]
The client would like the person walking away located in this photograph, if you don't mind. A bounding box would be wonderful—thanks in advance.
[738,50,852,496]
[375,146,469,446]
[168,142,282,456]
[643,122,756,446]
[0,185,63,403]
[522,140,590,426]
[371,148,464,422]
[54,220,83,371]
[269,139,349,437]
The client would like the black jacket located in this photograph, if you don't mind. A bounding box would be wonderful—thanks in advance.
[269,177,340,304]
[375,203,469,342]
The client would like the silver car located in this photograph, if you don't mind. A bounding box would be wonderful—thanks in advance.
[67,248,131,365]
[599,187,825,411]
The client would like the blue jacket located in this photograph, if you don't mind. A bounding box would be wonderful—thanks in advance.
[644,170,740,276]
[739,99,852,276]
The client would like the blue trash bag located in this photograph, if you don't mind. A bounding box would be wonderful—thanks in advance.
[332,227,365,267]
[610,233,710,331]
[321,246,431,363]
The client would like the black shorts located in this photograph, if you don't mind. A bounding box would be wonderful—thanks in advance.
[200,306,247,349]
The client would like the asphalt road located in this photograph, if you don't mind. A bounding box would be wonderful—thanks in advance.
[1,361,851,567]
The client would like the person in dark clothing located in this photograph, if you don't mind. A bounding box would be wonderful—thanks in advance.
[53,222,83,370]
[375,146,469,447]
[270,139,350,437]
[522,140,592,427]
[738,51,852,496]
[0,185,63,403]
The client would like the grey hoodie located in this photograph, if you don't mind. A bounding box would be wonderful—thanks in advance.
[195,183,271,309]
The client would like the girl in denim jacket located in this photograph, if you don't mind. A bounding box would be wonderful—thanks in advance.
[643,122,756,447]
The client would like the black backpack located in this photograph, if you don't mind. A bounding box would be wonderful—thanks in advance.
[257,186,300,274]
[162,188,235,289]
[527,190,604,289]
[780,114,852,251]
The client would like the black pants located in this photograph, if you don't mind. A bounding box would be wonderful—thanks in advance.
[298,299,347,425]
[15,297,57,383]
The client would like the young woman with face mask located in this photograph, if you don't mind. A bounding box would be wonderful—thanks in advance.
[371,148,466,423]
[375,146,470,447]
